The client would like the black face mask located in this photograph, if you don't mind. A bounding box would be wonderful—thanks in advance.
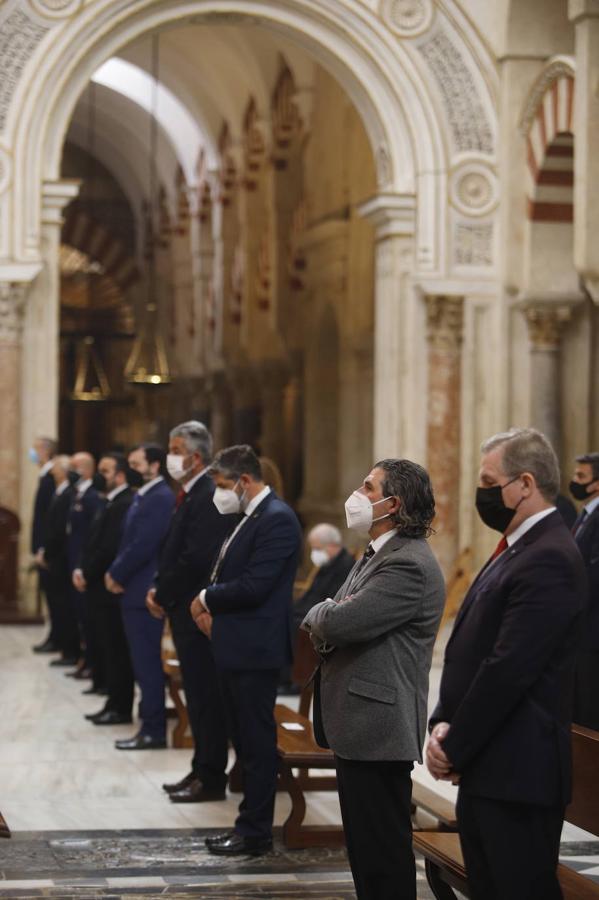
[475,476,521,534]
[126,468,144,489]
[67,469,80,486]
[569,479,594,501]
[93,472,107,494]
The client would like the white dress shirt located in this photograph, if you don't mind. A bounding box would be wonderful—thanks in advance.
[506,507,556,547]
[39,460,54,478]
[369,527,399,555]
[584,495,599,517]
[182,467,208,494]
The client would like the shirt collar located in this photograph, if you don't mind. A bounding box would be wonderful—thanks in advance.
[107,483,129,502]
[370,527,399,554]
[183,467,208,494]
[584,495,599,516]
[76,478,92,495]
[55,480,69,497]
[40,460,54,477]
[244,485,271,517]
[506,507,556,547]
[138,475,164,496]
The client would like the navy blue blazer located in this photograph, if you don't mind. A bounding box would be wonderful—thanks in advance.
[109,480,175,610]
[67,485,102,574]
[154,474,235,612]
[31,471,56,554]
[431,511,587,808]
[204,490,302,671]
[574,503,599,650]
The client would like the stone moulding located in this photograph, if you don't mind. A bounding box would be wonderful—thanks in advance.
[519,55,576,137]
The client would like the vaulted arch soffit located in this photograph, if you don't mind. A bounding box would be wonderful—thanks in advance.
[2,0,498,274]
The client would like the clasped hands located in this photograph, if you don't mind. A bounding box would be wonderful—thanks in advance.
[426,722,460,784]
[190,595,212,638]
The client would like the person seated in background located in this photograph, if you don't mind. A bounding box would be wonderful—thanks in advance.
[293,523,355,633]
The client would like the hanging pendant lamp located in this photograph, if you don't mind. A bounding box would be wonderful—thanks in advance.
[125,33,172,386]
[71,336,111,401]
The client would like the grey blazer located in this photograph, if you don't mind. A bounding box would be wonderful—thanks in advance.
[302,532,445,762]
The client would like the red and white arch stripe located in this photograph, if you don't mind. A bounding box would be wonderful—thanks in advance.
[525,72,574,222]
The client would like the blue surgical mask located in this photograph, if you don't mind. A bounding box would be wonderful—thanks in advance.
[29,447,40,465]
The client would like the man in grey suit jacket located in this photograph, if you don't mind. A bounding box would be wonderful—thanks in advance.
[302,458,445,900]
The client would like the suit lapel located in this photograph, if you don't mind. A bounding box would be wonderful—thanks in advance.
[335,534,408,599]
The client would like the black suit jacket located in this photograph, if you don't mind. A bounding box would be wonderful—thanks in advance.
[574,503,599,650]
[294,548,355,622]
[154,474,236,612]
[31,471,56,554]
[43,486,75,577]
[431,511,587,807]
[81,487,134,588]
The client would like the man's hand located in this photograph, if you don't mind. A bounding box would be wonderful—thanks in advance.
[190,595,204,621]
[35,549,47,570]
[105,572,124,594]
[146,587,165,620]
[426,722,455,781]
[194,610,213,638]
[72,569,86,592]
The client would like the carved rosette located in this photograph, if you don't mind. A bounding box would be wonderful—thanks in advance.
[0,146,11,195]
[425,295,464,351]
[450,162,498,217]
[0,283,27,345]
[524,306,572,350]
[380,0,435,38]
[28,0,83,20]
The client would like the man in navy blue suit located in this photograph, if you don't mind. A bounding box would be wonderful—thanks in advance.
[427,428,587,900]
[191,444,302,856]
[29,436,59,654]
[66,452,102,680]
[106,443,175,750]
[146,421,235,802]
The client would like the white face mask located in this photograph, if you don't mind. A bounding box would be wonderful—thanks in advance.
[166,454,192,482]
[344,490,392,532]
[213,482,243,515]
[310,548,330,569]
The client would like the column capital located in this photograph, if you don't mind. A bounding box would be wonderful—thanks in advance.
[42,179,80,227]
[515,291,585,348]
[0,282,27,345]
[357,193,416,241]
[569,0,599,23]
[425,295,464,351]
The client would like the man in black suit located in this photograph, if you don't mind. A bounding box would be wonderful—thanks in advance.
[570,451,599,730]
[191,444,302,856]
[74,453,135,723]
[293,523,355,631]
[427,427,587,900]
[29,436,58,653]
[145,421,234,802]
[38,455,79,665]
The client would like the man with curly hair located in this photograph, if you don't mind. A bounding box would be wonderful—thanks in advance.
[302,459,445,900]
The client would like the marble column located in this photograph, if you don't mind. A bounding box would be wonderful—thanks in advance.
[569,0,599,303]
[0,283,27,512]
[258,360,290,478]
[426,295,464,578]
[206,371,233,451]
[523,305,572,453]
[357,194,417,461]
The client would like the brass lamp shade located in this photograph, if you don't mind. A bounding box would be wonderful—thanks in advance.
[124,304,172,385]
[71,336,111,401]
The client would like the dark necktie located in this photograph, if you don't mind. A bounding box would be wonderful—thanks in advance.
[175,489,185,509]
[347,544,375,590]
[572,509,588,537]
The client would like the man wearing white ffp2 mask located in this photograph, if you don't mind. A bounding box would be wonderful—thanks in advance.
[213,481,247,515]
[345,489,393,533]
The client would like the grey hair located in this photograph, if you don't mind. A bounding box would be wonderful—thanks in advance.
[481,427,560,501]
[169,420,213,464]
[53,454,72,474]
[309,523,342,546]
[36,436,57,456]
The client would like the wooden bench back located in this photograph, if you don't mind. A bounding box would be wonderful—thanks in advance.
[567,725,599,836]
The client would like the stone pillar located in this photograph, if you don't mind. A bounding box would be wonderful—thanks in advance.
[523,304,573,453]
[0,283,27,511]
[258,360,290,477]
[357,194,417,460]
[206,371,233,451]
[425,295,464,578]
[569,0,599,303]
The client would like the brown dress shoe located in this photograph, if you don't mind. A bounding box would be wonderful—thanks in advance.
[162,771,196,794]
[169,778,226,803]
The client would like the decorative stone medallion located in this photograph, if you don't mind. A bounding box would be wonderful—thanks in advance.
[450,162,498,218]
[0,147,11,195]
[381,0,435,38]
[28,0,83,20]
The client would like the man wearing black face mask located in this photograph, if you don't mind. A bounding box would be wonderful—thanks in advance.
[569,452,599,730]
[427,427,587,900]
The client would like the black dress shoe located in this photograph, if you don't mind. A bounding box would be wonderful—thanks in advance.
[115,733,166,751]
[163,771,196,794]
[85,708,108,721]
[169,778,226,803]
[66,666,93,680]
[50,657,78,667]
[207,833,272,857]
[33,638,60,654]
[205,830,236,847]
[93,710,132,726]
[81,685,105,695]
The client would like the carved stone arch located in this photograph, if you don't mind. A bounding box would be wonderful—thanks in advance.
[61,206,140,292]
[242,97,266,190]
[271,58,302,169]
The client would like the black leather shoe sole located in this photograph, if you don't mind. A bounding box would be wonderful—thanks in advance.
[169,788,226,803]
[205,830,235,847]
[208,837,272,857]
[33,640,60,654]
[115,735,167,750]
[93,712,132,726]
[49,657,78,667]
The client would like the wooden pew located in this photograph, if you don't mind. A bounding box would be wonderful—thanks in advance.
[161,623,193,749]
[0,810,10,838]
[413,725,599,898]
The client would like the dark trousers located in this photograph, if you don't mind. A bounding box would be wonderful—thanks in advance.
[573,650,599,730]
[91,588,134,715]
[169,605,228,789]
[46,569,80,659]
[335,756,415,900]
[39,569,60,644]
[456,790,564,900]
[121,607,166,740]
[220,668,280,840]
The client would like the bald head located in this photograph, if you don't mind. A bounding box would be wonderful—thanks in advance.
[71,452,96,480]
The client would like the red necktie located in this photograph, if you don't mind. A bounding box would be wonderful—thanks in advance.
[490,535,508,561]
[175,489,185,509]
